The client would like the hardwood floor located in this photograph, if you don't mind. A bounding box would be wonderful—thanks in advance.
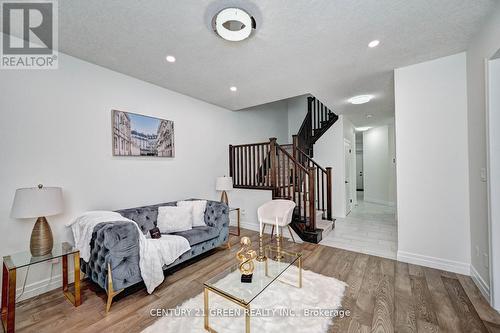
[9,228,500,333]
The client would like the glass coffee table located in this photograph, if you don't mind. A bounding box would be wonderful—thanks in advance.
[203,246,302,333]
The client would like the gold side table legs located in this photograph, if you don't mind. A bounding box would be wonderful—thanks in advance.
[204,286,250,333]
[62,252,82,306]
[1,262,16,333]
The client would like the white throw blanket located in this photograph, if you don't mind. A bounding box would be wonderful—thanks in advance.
[67,211,191,293]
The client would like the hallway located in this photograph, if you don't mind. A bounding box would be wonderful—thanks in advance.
[320,192,397,259]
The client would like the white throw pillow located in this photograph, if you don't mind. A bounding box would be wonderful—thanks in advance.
[157,206,193,233]
[177,200,207,227]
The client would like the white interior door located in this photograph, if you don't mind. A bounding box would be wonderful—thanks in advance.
[345,141,352,215]
[356,152,364,190]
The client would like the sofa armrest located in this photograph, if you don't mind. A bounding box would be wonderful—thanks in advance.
[204,201,229,231]
[86,222,142,292]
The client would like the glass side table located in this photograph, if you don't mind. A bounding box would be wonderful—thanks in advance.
[229,207,240,237]
[1,242,81,333]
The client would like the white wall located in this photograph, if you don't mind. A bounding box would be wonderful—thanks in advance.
[314,116,346,217]
[488,57,500,309]
[363,125,396,206]
[0,46,288,299]
[466,3,500,294]
[394,52,471,274]
[286,95,309,140]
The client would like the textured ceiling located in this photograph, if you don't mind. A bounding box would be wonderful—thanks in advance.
[18,1,499,126]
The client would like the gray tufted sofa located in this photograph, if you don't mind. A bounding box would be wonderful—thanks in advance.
[81,199,229,310]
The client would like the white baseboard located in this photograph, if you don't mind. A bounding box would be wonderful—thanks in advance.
[470,264,491,301]
[237,220,301,242]
[397,250,470,275]
[363,197,395,207]
[238,220,259,232]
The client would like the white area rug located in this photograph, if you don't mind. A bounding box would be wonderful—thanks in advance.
[142,265,347,333]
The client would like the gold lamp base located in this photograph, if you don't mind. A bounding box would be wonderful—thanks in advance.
[30,216,54,257]
[220,191,229,205]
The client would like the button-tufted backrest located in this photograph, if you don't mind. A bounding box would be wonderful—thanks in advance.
[115,199,228,235]
[116,202,176,234]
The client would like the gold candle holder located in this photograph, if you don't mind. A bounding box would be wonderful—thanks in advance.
[274,228,285,261]
[256,234,267,262]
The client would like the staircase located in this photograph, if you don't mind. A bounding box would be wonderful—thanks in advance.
[229,96,338,243]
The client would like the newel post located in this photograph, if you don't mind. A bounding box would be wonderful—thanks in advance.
[308,166,316,231]
[292,135,298,159]
[269,138,278,198]
[326,167,333,221]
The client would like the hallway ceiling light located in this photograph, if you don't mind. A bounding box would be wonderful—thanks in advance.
[165,55,176,63]
[356,127,372,132]
[213,8,256,42]
[348,95,373,105]
[368,40,380,48]
[366,114,373,118]
[230,86,238,92]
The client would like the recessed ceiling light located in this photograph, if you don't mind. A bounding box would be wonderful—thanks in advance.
[366,114,373,118]
[368,40,380,48]
[348,95,373,105]
[165,55,176,63]
[356,127,372,132]
[230,86,238,92]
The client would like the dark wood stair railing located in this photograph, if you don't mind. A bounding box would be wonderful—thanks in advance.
[297,96,339,157]
[229,138,324,240]
[229,141,274,190]
[293,135,333,221]
[273,139,316,232]
[228,96,337,243]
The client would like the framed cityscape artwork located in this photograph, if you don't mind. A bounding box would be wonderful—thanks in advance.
[112,110,175,157]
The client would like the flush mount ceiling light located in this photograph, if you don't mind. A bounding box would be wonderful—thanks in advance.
[165,55,176,63]
[213,8,256,42]
[230,86,238,92]
[366,114,373,118]
[356,127,372,132]
[368,40,380,48]
[348,95,374,105]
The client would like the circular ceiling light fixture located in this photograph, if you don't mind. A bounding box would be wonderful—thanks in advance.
[213,8,256,42]
[368,40,380,48]
[348,95,374,105]
[230,86,238,92]
[165,55,176,63]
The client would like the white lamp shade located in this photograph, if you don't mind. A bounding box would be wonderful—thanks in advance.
[216,177,233,191]
[11,186,64,219]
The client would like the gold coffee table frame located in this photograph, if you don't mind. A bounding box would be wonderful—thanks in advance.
[203,246,302,333]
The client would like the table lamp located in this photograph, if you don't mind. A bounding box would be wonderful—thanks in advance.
[10,184,64,256]
[216,176,233,205]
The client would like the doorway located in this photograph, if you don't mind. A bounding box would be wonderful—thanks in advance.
[356,132,364,192]
[321,124,398,260]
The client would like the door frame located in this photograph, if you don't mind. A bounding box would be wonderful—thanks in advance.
[487,57,500,311]
[344,139,353,215]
